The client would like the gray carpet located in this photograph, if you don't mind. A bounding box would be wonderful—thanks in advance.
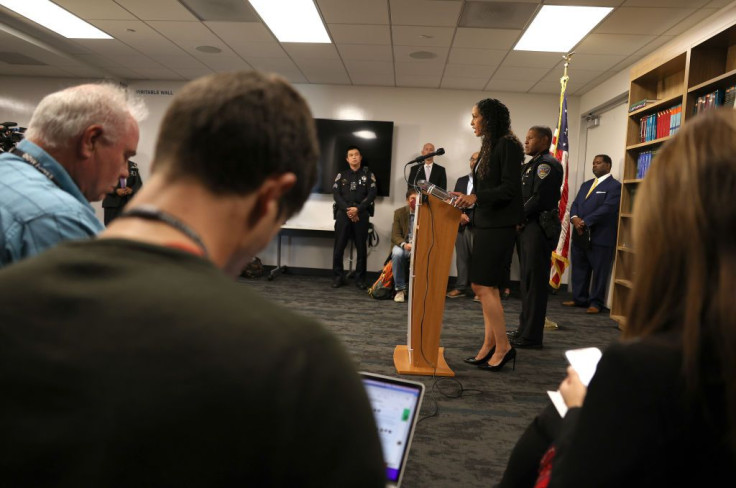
[241,273,620,488]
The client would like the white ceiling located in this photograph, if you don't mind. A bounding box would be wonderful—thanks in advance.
[0,0,730,95]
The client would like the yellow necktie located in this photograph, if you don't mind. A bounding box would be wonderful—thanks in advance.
[585,178,599,199]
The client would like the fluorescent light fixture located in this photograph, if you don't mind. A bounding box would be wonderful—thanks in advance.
[353,130,376,140]
[514,6,612,52]
[249,0,330,43]
[0,0,112,39]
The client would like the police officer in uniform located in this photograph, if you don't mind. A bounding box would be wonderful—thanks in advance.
[509,126,562,348]
[102,160,142,225]
[332,145,377,289]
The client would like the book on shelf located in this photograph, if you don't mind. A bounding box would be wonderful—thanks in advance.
[639,103,681,142]
[629,99,660,112]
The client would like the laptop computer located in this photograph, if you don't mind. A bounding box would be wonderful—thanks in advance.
[360,372,425,488]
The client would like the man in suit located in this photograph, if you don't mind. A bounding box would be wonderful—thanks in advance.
[102,160,143,225]
[447,151,478,299]
[563,154,621,314]
[391,188,418,303]
[408,142,447,190]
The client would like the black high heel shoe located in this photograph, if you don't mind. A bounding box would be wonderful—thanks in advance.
[478,348,516,372]
[463,347,495,365]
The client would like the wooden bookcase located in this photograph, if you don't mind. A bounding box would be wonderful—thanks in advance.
[610,21,736,329]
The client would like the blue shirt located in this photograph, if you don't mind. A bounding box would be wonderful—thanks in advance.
[0,139,104,267]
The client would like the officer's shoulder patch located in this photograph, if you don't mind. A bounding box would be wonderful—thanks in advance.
[334,173,342,181]
[537,164,551,179]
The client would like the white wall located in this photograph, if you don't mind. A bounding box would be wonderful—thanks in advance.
[1,76,578,279]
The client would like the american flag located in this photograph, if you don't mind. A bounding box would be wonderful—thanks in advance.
[550,92,570,289]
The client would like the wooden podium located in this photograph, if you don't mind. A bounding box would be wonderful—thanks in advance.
[394,183,461,376]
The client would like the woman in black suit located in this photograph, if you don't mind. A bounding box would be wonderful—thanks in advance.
[453,99,523,372]
[499,109,736,487]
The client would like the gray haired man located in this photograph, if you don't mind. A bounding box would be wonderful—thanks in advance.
[0,83,144,267]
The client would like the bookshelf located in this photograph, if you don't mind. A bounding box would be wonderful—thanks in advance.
[610,21,736,329]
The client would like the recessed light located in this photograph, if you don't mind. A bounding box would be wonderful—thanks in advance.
[409,51,437,60]
[0,0,112,39]
[196,45,222,53]
[249,0,330,43]
[514,6,612,53]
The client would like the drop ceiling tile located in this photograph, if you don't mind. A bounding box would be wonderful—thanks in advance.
[343,59,394,76]
[300,62,351,85]
[394,46,449,63]
[316,0,390,24]
[543,0,620,5]
[389,0,463,27]
[112,0,198,21]
[350,72,395,87]
[156,54,209,69]
[441,77,489,90]
[459,1,538,29]
[486,78,536,92]
[190,53,252,72]
[72,39,144,57]
[493,65,551,81]
[205,22,275,43]
[392,26,455,47]
[247,58,307,83]
[561,53,626,71]
[445,63,495,78]
[664,9,718,36]
[529,77,589,94]
[92,20,189,56]
[595,8,694,36]
[448,47,506,66]
[54,0,137,19]
[503,51,564,69]
[338,44,393,62]
[574,33,657,55]
[541,67,606,85]
[232,42,288,59]
[395,74,441,88]
[706,0,733,6]
[395,61,445,77]
[622,0,710,7]
[147,21,220,42]
[452,28,521,50]
[282,43,341,60]
[328,24,391,45]
[171,66,215,80]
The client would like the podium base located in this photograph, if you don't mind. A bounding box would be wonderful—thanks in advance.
[393,345,455,377]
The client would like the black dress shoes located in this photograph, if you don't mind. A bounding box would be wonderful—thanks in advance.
[509,337,543,349]
[355,280,367,290]
[506,329,520,339]
[463,347,495,365]
[331,277,344,288]
[478,347,516,372]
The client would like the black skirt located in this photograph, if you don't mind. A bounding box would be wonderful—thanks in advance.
[470,226,516,287]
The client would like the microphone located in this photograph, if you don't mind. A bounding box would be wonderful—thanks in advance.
[409,147,445,164]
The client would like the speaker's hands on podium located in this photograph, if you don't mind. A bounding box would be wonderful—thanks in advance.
[450,192,477,209]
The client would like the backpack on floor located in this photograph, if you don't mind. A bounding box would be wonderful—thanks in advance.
[368,260,394,299]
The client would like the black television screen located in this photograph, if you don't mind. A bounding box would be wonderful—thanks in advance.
[312,118,394,197]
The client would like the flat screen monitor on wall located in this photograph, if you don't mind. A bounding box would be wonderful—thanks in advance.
[312,118,394,197]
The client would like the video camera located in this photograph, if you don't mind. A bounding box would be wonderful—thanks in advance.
[1,121,26,152]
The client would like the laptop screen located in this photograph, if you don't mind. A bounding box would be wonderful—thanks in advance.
[360,372,424,486]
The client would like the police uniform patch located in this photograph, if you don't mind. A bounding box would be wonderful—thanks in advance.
[537,164,551,179]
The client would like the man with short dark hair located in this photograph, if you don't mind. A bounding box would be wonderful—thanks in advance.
[0,83,143,267]
[509,126,563,349]
[332,145,377,289]
[563,154,621,314]
[391,187,418,303]
[0,72,385,487]
[447,151,478,299]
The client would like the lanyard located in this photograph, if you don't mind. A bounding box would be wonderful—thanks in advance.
[11,147,61,188]
[117,205,209,258]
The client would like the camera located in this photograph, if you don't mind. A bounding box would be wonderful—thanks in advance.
[1,121,26,152]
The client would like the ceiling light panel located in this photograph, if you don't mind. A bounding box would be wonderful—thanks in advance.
[249,0,330,43]
[514,6,613,53]
[0,0,112,39]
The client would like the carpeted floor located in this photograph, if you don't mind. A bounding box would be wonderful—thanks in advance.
[241,272,621,488]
